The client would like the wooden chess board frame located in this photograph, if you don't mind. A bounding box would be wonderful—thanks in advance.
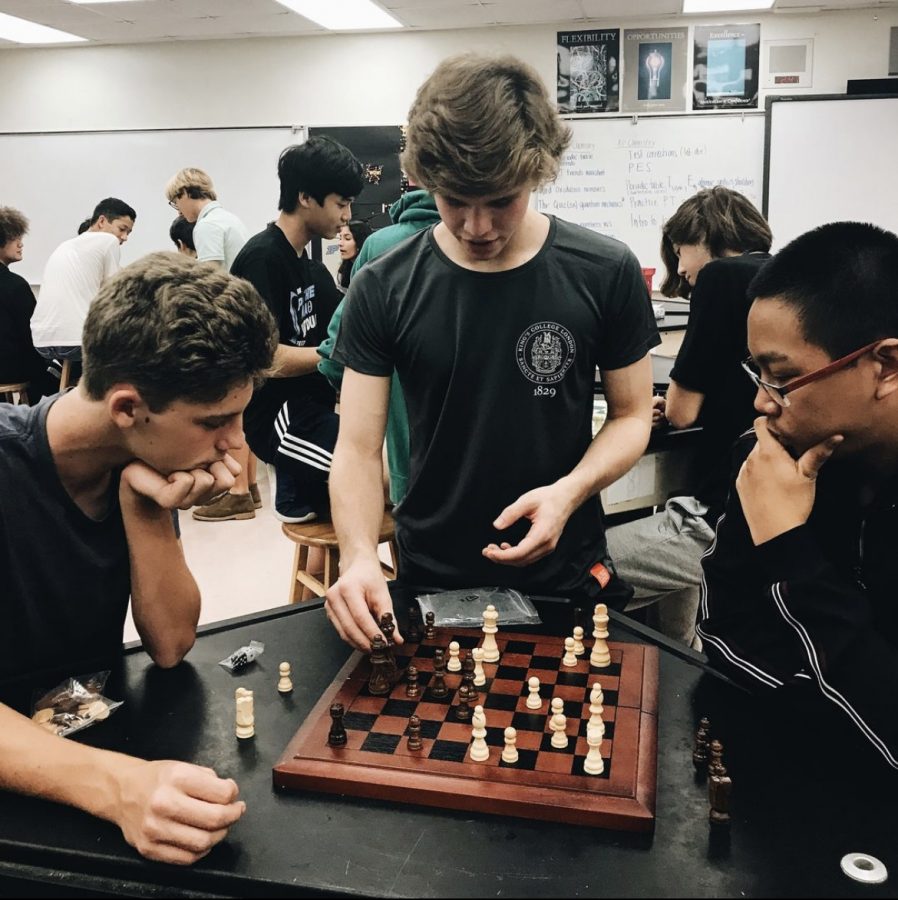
[273,629,659,831]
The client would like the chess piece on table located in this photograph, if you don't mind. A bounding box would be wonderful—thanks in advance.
[709,763,732,826]
[379,611,398,681]
[424,611,436,640]
[447,640,462,672]
[455,682,473,722]
[590,602,611,668]
[692,716,711,771]
[549,697,568,749]
[562,637,578,667]
[588,683,605,736]
[277,661,293,694]
[526,676,542,710]
[481,604,500,663]
[367,634,393,696]
[328,702,348,747]
[470,705,489,761]
[461,651,478,703]
[235,687,254,739]
[708,739,726,778]
[501,726,519,764]
[572,626,585,656]
[583,723,605,775]
[407,604,422,643]
[429,648,449,698]
[407,714,423,751]
[471,647,487,686]
[405,664,420,698]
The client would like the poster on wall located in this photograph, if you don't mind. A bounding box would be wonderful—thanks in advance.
[557,29,620,113]
[692,23,760,110]
[622,27,688,113]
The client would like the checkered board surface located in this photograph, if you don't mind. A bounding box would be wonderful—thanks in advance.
[273,628,659,831]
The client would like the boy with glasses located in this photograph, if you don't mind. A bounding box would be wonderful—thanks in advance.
[698,221,898,771]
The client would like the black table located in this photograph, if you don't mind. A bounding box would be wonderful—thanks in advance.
[0,597,894,899]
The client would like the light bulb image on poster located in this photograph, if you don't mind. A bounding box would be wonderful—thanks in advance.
[640,44,671,100]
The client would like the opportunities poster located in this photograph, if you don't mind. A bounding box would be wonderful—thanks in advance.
[557,29,620,113]
[622,27,688,113]
[693,23,760,110]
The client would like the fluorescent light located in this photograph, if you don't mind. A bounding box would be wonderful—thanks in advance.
[275,0,402,30]
[0,12,87,43]
[683,0,774,11]
[67,1,144,4]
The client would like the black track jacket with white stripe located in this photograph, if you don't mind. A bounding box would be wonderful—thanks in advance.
[698,432,898,770]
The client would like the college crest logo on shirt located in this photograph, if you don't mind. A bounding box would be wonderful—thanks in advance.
[515,321,576,384]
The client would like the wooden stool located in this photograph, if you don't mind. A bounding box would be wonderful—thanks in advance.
[282,509,397,603]
[0,382,29,404]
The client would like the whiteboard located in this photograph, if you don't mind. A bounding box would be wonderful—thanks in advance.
[535,114,765,284]
[0,126,300,285]
[764,95,898,252]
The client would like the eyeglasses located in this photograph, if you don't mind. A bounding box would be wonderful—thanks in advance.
[741,341,882,408]
[168,192,184,209]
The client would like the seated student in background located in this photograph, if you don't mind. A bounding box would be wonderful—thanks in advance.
[318,183,441,507]
[170,214,197,257]
[0,207,57,402]
[605,186,771,648]
[30,197,136,380]
[0,252,277,862]
[698,221,898,771]
[335,219,373,293]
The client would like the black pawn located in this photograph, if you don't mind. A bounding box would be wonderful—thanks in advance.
[429,650,449,699]
[368,634,393,696]
[328,702,347,747]
[424,611,436,640]
[708,739,725,778]
[406,664,420,698]
[379,611,398,682]
[454,683,473,722]
[461,651,478,704]
[407,605,422,644]
[693,716,710,770]
[407,714,423,751]
[709,763,732,827]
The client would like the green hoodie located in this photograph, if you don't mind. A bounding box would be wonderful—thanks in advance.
[317,190,440,505]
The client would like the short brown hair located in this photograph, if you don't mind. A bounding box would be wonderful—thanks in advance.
[402,53,571,197]
[164,167,217,203]
[0,207,29,244]
[82,252,276,411]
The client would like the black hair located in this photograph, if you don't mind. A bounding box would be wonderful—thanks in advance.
[748,221,898,359]
[90,197,137,225]
[277,136,365,212]
[77,218,91,235]
[169,215,196,252]
[337,219,374,289]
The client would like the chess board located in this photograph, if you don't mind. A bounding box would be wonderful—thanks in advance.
[273,628,659,831]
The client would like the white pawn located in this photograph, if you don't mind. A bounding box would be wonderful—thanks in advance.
[589,682,605,737]
[562,636,578,667]
[470,704,490,761]
[447,640,462,672]
[526,676,542,710]
[572,626,585,656]
[481,604,500,663]
[550,697,568,749]
[590,602,611,668]
[235,687,254,739]
[502,726,519,764]
[472,647,486,686]
[584,724,605,775]
[277,661,293,694]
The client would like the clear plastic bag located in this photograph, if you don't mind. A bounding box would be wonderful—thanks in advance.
[218,640,265,672]
[30,670,123,738]
[416,587,542,628]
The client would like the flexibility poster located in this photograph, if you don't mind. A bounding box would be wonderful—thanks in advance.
[622,27,688,113]
[557,29,620,113]
[692,23,760,110]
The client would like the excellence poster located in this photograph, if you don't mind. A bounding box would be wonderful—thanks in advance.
[622,27,688,113]
[557,29,620,113]
[693,23,760,110]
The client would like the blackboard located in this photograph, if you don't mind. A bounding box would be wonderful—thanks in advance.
[535,114,765,285]
[0,126,300,285]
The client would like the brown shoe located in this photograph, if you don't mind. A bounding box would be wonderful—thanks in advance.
[249,482,262,509]
[192,492,256,521]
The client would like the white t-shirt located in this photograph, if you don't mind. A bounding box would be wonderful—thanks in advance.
[30,232,121,347]
[193,202,249,270]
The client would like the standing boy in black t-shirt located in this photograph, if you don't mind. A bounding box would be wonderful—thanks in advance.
[229,137,364,523]
[0,252,277,863]
[326,54,660,651]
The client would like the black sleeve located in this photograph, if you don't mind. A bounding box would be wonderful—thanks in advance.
[330,267,394,377]
[699,436,898,770]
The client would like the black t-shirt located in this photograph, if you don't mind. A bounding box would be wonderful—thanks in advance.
[669,252,771,523]
[231,224,339,455]
[0,397,130,685]
[0,264,45,382]
[334,217,660,595]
